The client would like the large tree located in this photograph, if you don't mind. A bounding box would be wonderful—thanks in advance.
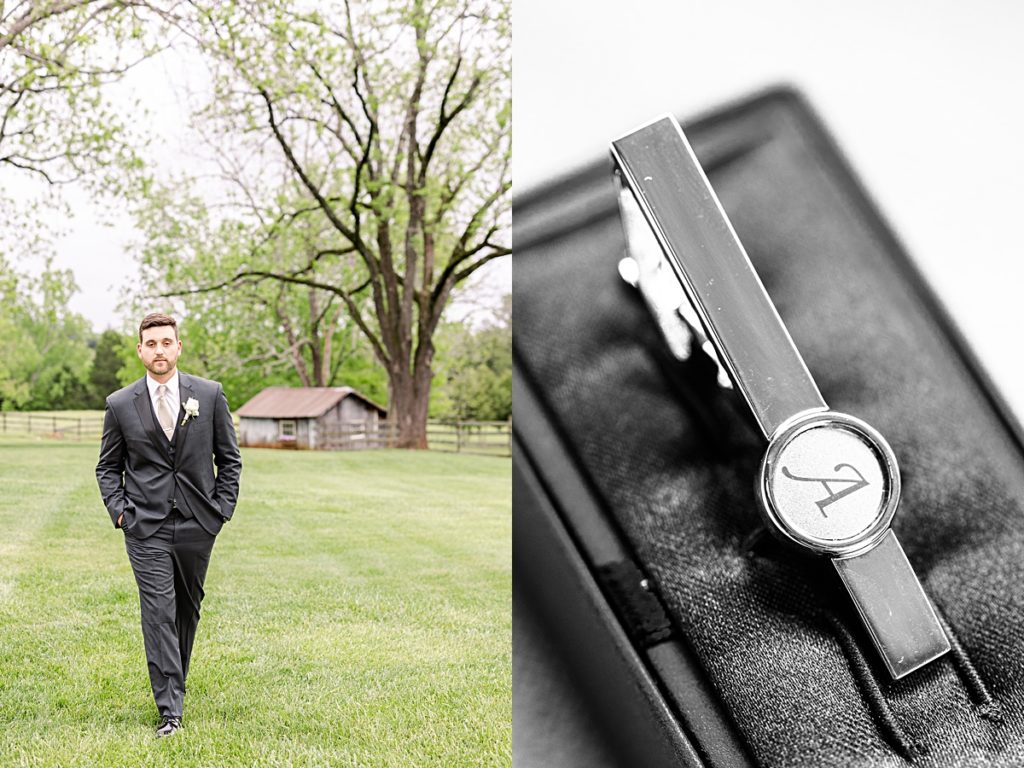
[132,175,387,407]
[144,0,510,448]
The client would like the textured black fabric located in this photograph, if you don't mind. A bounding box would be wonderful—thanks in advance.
[596,561,673,647]
[514,89,1024,766]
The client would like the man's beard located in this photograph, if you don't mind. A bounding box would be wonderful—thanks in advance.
[146,358,176,375]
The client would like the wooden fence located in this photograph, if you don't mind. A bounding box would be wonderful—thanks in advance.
[0,413,511,457]
[0,412,106,441]
[319,420,511,456]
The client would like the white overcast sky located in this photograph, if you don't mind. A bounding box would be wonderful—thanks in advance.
[5,38,509,332]
[515,0,1024,422]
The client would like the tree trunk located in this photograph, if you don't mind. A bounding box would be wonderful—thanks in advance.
[388,367,430,449]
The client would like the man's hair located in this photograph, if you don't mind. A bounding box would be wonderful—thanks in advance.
[138,313,179,343]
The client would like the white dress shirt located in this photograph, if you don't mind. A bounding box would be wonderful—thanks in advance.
[146,370,181,429]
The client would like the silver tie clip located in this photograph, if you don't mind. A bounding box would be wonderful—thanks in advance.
[611,115,950,679]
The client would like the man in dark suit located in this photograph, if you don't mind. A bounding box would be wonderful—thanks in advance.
[96,312,242,737]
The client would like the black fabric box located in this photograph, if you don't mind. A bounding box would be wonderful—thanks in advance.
[513,88,1024,767]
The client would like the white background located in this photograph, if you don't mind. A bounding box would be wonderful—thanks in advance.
[515,0,1024,423]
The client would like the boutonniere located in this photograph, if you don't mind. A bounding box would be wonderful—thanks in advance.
[181,397,200,426]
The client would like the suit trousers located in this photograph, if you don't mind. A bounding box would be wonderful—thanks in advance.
[124,508,216,719]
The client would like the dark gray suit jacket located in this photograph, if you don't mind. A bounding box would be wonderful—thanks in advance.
[96,372,242,538]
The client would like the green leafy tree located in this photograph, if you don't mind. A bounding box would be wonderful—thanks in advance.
[0,256,94,410]
[141,0,510,448]
[129,183,387,407]
[89,328,127,404]
[431,294,509,421]
[0,261,32,408]
[0,2,175,191]
[115,324,144,387]
[1,3,179,389]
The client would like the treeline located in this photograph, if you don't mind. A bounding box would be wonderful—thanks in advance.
[0,260,509,420]
[0,260,98,410]
[430,295,511,422]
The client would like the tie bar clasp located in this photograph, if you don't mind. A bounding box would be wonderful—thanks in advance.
[611,115,950,679]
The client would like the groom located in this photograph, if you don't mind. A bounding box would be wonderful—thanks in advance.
[96,313,242,737]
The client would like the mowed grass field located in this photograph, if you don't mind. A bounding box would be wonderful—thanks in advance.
[0,436,511,767]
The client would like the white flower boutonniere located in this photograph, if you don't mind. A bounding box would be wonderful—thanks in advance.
[181,397,200,426]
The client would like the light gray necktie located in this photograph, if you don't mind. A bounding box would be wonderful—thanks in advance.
[156,384,175,440]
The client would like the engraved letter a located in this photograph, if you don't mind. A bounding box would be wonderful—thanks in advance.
[781,464,869,518]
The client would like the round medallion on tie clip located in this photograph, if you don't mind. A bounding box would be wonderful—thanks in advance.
[756,410,901,557]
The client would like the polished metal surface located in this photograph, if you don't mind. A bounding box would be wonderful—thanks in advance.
[612,114,949,679]
[758,410,899,557]
[611,116,825,440]
[616,176,732,386]
[616,180,694,362]
[834,531,952,679]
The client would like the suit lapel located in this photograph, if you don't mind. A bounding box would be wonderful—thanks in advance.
[133,377,173,463]
[174,373,195,464]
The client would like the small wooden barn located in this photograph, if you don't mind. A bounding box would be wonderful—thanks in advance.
[236,386,387,450]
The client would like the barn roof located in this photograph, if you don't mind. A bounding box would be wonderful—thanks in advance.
[236,387,387,419]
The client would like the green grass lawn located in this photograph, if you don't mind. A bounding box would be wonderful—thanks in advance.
[0,437,511,767]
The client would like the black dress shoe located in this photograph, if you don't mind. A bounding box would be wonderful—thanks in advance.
[156,716,182,737]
